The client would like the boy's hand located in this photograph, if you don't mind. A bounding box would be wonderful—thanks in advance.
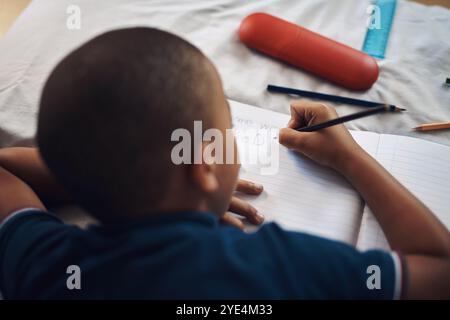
[221,179,264,229]
[279,100,364,171]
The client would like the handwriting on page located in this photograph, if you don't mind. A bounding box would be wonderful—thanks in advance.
[233,116,279,175]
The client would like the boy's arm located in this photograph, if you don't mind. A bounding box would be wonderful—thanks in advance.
[0,147,264,227]
[339,147,450,299]
[0,147,71,208]
[0,166,46,223]
[279,101,450,299]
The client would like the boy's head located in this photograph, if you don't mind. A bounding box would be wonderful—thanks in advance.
[37,27,239,223]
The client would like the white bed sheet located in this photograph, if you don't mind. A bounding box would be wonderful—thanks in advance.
[0,0,449,147]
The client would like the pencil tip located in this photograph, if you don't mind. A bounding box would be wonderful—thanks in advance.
[387,105,406,112]
[390,105,406,112]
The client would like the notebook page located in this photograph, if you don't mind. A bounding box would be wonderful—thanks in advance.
[229,100,380,245]
[357,134,450,251]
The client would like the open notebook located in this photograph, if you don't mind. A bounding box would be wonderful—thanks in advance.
[230,100,450,250]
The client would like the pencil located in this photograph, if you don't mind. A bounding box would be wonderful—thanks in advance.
[297,104,405,132]
[267,84,397,109]
[413,122,450,132]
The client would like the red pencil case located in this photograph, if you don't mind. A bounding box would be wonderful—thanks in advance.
[239,13,379,91]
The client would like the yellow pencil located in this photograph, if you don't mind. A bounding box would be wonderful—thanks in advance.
[414,122,450,132]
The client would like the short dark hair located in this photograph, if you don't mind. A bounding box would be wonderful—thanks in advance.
[37,27,216,222]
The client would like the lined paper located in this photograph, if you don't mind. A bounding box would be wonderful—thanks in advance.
[230,100,378,245]
[357,134,450,250]
[229,100,450,249]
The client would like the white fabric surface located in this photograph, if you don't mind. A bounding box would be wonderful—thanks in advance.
[0,0,449,147]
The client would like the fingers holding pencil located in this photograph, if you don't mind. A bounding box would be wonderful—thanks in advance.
[281,100,339,150]
[286,100,338,129]
[279,101,363,171]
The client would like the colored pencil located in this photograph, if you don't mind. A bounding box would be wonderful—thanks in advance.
[413,122,450,132]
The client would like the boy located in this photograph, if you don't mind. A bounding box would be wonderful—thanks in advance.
[0,27,449,299]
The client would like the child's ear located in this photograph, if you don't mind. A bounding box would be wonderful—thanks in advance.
[189,162,219,194]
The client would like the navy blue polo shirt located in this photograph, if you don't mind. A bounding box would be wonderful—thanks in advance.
[0,209,402,299]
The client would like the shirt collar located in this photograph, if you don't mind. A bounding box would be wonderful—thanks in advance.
[90,211,220,232]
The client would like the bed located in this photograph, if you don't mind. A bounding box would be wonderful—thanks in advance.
[0,0,449,301]
[0,0,449,148]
